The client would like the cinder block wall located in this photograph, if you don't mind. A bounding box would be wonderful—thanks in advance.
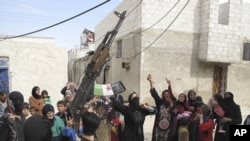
[95,1,250,132]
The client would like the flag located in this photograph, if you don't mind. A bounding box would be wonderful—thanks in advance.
[94,81,126,96]
[87,32,94,42]
[81,28,95,46]
[94,83,114,96]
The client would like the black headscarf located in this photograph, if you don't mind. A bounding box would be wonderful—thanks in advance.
[187,90,196,104]
[23,115,52,141]
[82,111,101,135]
[9,91,24,115]
[222,92,237,114]
[32,86,41,99]
[177,93,187,105]
[128,92,140,110]
[42,104,55,125]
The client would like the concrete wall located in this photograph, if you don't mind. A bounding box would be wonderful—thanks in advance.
[199,0,242,63]
[227,62,250,119]
[139,29,215,105]
[95,0,250,126]
[242,3,250,38]
[141,0,200,33]
[68,46,95,86]
[0,36,68,110]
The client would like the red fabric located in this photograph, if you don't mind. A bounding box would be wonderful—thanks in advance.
[177,104,185,114]
[214,104,224,117]
[176,104,189,114]
[199,119,214,141]
[110,118,121,141]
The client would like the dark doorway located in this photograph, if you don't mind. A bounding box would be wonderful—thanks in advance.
[213,64,228,95]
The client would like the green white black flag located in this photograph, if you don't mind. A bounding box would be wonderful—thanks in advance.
[93,81,126,96]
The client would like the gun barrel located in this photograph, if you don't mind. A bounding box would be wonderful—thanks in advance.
[70,10,126,132]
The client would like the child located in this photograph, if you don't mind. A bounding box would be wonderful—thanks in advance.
[198,104,214,141]
[42,104,65,141]
[22,102,31,119]
[0,91,7,117]
[64,90,73,107]
[108,109,122,141]
[41,90,52,104]
[55,100,71,126]
[29,106,36,116]
[213,94,226,133]
[178,116,190,141]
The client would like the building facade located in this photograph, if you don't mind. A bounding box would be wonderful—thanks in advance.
[0,36,68,108]
[95,0,250,122]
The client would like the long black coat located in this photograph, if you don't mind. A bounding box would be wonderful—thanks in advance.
[0,114,26,141]
[214,96,242,141]
[23,115,52,141]
[112,101,155,141]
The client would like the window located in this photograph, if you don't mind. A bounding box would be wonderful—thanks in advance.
[243,43,250,61]
[116,40,122,58]
[218,0,229,25]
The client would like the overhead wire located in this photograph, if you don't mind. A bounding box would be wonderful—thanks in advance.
[0,2,111,19]
[124,0,181,63]
[0,0,110,40]
[137,0,181,33]
[123,0,191,62]
[94,0,144,43]
[95,0,180,51]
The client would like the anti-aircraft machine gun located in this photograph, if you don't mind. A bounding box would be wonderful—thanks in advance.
[70,10,127,132]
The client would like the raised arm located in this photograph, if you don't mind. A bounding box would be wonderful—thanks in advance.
[165,78,175,100]
[141,103,156,115]
[112,100,128,116]
[147,74,154,89]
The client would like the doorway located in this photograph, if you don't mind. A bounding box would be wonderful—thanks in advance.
[212,64,228,95]
[0,57,9,93]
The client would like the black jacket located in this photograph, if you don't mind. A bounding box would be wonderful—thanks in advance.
[112,101,155,141]
[0,113,26,141]
[23,115,52,141]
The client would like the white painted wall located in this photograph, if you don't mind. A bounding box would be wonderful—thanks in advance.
[0,36,68,111]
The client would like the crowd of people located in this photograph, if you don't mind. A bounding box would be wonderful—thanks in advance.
[146,74,244,141]
[0,76,248,141]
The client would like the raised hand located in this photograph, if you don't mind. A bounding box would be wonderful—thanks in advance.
[147,74,155,89]
[66,117,73,127]
[165,78,171,85]
[140,103,149,108]
[147,74,152,82]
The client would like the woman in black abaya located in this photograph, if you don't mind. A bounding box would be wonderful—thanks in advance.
[112,92,155,141]
[214,92,242,141]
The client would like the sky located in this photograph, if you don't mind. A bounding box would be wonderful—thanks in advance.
[0,0,122,49]
[1,0,250,49]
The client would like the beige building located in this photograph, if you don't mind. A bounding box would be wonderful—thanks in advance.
[93,0,250,124]
[0,36,68,109]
